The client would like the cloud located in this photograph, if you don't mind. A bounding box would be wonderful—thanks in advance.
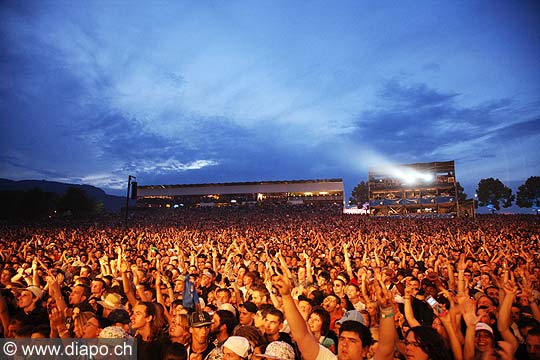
[78,173,126,190]
[349,80,534,163]
[379,80,459,108]
[138,159,218,174]
[486,117,540,141]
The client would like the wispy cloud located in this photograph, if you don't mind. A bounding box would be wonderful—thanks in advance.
[138,159,218,174]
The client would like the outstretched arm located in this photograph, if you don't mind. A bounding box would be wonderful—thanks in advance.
[403,282,421,328]
[273,269,323,360]
[498,278,518,355]
[458,295,479,360]
[373,273,396,360]
[273,275,319,360]
[343,243,355,281]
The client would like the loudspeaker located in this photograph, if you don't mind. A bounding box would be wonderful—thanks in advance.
[131,182,138,199]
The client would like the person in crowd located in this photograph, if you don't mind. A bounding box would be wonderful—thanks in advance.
[13,286,48,328]
[239,302,258,326]
[525,327,540,360]
[188,311,215,360]
[307,306,337,353]
[233,325,267,358]
[207,308,239,360]
[264,307,293,346]
[108,308,132,334]
[131,301,167,360]
[169,312,191,347]
[403,326,452,360]
[222,336,252,360]
[322,295,344,331]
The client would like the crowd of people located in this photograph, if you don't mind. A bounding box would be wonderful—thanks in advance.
[1,205,539,360]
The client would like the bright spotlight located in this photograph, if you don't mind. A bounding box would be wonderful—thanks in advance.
[403,175,417,184]
[420,173,434,182]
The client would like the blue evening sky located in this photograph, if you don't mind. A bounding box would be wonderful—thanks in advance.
[1,1,539,202]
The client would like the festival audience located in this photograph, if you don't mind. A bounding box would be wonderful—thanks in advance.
[0,206,539,360]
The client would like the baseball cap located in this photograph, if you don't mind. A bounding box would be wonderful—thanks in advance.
[475,322,494,335]
[219,303,238,316]
[25,286,43,299]
[240,301,258,314]
[189,311,213,327]
[336,310,366,325]
[223,336,252,359]
[256,341,295,360]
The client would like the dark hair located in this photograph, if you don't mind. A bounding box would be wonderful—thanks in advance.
[74,284,91,299]
[318,271,331,282]
[216,309,239,335]
[406,326,452,360]
[475,295,496,312]
[309,290,325,306]
[163,343,188,360]
[96,316,110,329]
[298,295,314,306]
[139,301,162,341]
[258,304,274,318]
[527,327,540,339]
[337,272,350,283]
[171,299,184,308]
[266,307,284,323]
[76,277,92,287]
[310,306,331,336]
[234,325,266,348]
[153,302,169,333]
[244,271,259,281]
[14,324,35,337]
[339,320,373,348]
[326,294,341,305]
[91,278,107,290]
[216,287,232,296]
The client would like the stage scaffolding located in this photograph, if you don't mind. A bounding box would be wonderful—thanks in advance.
[368,161,459,216]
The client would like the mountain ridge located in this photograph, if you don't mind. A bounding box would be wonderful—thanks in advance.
[0,178,127,213]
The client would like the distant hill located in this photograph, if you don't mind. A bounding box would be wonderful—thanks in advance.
[0,178,127,213]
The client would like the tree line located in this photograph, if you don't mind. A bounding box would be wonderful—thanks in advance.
[0,186,102,220]
[350,176,540,211]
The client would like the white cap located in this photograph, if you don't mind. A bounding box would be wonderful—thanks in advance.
[218,303,237,317]
[256,341,295,360]
[224,336,252,358]
[475,322,494,335]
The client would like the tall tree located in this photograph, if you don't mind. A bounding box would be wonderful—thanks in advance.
[57,187,96,215]
[476,178,514,210]
[516,176,540,208]
[349,180,369,205]
[456,182,467,203]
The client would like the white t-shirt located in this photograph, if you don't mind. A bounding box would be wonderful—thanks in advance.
[316,344,337,360]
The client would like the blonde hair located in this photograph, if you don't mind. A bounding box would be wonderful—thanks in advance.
[73,311,97,338]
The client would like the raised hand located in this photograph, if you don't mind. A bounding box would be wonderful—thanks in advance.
[272,273,293,296]
[457,253,467,271]
[457,295,479,327]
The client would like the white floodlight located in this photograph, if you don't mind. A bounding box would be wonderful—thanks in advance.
[420,173,434,182]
